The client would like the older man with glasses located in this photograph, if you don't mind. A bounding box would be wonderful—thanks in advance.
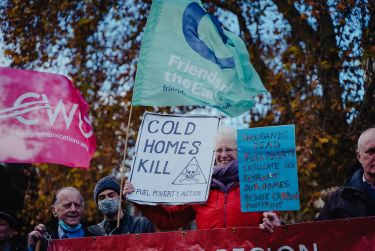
[124,127,281,232]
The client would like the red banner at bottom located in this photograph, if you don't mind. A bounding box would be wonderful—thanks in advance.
[48,217,375,251]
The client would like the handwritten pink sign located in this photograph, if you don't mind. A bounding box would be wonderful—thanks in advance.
[0,67,96,168]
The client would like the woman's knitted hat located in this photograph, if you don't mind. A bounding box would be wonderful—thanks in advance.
[93,176,120,204]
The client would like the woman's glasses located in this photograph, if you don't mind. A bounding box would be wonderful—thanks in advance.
[215,148,237,153]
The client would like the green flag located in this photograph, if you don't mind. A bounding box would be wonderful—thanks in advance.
[133,0,267,117]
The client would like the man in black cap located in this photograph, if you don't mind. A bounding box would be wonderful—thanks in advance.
[0,212,24,251]
[88,176,155,236]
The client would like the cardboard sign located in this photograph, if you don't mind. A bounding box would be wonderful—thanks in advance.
[127,112,220,205]
[238,125,299,212]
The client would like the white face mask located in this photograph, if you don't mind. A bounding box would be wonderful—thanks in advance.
[98,198,119,216]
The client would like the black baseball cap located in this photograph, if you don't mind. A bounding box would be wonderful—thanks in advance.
[0,212,17,228]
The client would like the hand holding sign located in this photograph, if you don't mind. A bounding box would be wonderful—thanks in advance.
[123,181,135,197]
[259,211,281,233]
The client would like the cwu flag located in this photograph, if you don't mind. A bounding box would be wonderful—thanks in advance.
[0,67,96,168]
[133,0,267,117]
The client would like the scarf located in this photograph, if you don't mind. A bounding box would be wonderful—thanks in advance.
[58,220,85,239]
[210,160,239,193]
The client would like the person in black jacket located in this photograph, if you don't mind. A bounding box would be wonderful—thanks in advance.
[317,128,375,220]
[0,212,25,251]
[317,186,375,220]
[88,176,155,236]
[27,187,90,251]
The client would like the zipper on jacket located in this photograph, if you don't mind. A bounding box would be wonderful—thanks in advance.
[223,192,228,227]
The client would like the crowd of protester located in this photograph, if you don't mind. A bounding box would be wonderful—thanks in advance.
[1,127,374,250]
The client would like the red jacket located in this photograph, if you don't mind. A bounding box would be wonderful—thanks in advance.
[137,186,264,230]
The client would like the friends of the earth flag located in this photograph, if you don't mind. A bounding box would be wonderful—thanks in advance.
[133,0,267,117]
[0,67,96,168]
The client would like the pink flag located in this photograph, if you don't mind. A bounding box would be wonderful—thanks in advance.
[0,67,96,168]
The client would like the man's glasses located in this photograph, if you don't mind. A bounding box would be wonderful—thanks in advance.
[215,148,237,153]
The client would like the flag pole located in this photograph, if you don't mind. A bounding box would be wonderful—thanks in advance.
[117,102,134,228]
[35,240,41,251]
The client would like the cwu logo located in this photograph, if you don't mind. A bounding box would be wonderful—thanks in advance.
[0,92,94,138]
[182,2,235,69]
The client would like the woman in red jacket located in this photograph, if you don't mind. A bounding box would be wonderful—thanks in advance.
[124,127,280,232]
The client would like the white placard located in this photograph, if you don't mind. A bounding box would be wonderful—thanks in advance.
[127,112,220,205]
